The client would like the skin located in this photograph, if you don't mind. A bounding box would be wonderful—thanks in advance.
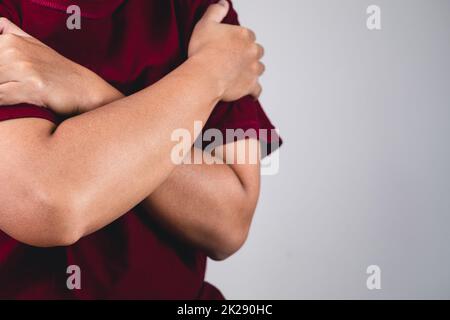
[0,2,264,260]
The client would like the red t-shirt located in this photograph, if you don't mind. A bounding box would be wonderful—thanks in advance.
[0,0,280,299]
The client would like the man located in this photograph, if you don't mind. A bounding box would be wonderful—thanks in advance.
[0,0,280,299]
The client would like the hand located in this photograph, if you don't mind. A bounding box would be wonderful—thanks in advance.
[188,0,265,101]
[0,18,121,114]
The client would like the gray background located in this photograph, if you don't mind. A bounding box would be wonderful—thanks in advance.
[206,0,450,299]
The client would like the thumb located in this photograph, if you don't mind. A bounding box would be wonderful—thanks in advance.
[0,17,32,37]
[200,0,230,23]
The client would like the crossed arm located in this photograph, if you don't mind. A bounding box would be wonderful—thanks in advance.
[0,3,262,260]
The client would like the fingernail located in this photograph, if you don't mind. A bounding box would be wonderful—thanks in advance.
[218,0,228,6]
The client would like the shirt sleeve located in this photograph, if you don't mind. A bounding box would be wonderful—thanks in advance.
[177,0,282,157]
[0,104,58,123]
[0,0,18,21]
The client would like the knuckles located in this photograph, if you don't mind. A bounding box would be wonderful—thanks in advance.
[256,62,265,75]
[239,27,256,41]
[255,44,265,58]
[250,43,263,58]
[189,18,264,101]
[232,26,256,44]
[251,62,261,74]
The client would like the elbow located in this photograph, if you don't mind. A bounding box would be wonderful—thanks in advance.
[33,189,82,247]
[9,186,83,248]
[208,167,260,261]
[207,208,254,261]
[208,222,250,261]
[41,215,82,248]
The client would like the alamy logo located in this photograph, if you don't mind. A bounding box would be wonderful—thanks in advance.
[171,121,281,175]
[366,265,382,290]
[66,265,81,290]
[66,5,81,30]
[366,5,381,30]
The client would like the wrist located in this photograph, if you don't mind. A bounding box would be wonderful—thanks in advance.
[185,54,226,103]
[78,66,124,112]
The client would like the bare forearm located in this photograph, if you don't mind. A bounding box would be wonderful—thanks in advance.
[0,57,222,244]
[52,58,222,234]
[66,81,260,258]
[83,82,260,258]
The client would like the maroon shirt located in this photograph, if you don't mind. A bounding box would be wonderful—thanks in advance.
[0,0,280,299]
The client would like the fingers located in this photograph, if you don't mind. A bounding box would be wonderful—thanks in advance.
[256,43,265,59]
[257,62,266,75]
[201,0,230,23]
[246,28,256,42]
[251,82,263,100]
[250,60,265,99]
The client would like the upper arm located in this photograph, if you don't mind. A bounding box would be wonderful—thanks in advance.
[209,138,261,224]
[0,116,55,181]
[0,104,58,194]
[0,106,62,246]
[224,138,261,196]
